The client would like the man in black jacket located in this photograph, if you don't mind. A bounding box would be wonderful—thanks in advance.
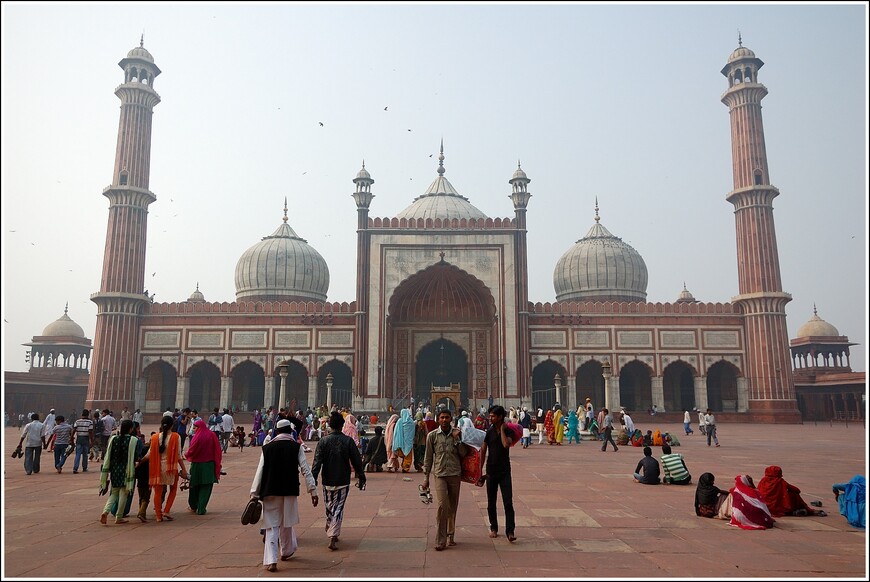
[250,418,318,572]
[311,412,366,551]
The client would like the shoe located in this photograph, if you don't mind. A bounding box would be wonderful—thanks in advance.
[489,531,499,538]
[507,533,516,543]
[162,514,174,521]
[715,444,720,447]
[265,564,277,572]
[281,553,294,561]
[73,471,78,474]
[816,510,828,517]
[447,535,456,546]
[115,519,129,524]
[137,514,147,523]
[328,536,338,551]
[434,545,446,551]
[82,469,89,472]
[810,500,823,507]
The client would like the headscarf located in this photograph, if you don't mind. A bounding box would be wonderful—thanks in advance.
[415,411,424,421]
[695,472,723,514]
[757,465,812,517]
[185,418,222,481]
[384,413,399,454]
[567,410,579,430]
[835,475,865,529]
[392,408,416,455]
[729,475,774,530]
[342,414,360,446]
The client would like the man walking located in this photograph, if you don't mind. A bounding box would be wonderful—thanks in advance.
[704,409,720,447]
[422,408,466,551]
[478,405,517,542]
[683,410,694,436]
[311,412,366,551]
[600,408,618,452]
[72,409,94,474]
[18,413,46,475]
[46,415,75,473]
[221,409,235,453]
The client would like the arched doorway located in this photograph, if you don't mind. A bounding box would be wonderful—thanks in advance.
[231,360,265,412]
[273,360,309,412]
[318,360,353,410]
[188,361,221,412]
[706,360,739,412]
[619,360,653,413]
[662,361,696,412]
[531,360,567,412]
[575,360,606,412]
[387,260,497,407]
[415,339,468,409]
[143,360,177,413]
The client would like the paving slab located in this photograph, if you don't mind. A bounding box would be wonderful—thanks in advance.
[2,421,867,579]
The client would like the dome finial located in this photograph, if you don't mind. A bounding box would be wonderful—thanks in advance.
[283,197,288,223]
[683,281,687,291]
[64,301,68,315]
[517,159,522,170]
[594,197,600,223]
[813,302,817,316]
[362,159,365,169]
[437,139,445,176]
[196,281,200,292]
[737,29,742,47]
[140,32,144,48]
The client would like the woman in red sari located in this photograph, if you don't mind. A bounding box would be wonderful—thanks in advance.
[729,474,775,530]
[758,465,826,517]
[184,418,222,515]
[544,409,556,445]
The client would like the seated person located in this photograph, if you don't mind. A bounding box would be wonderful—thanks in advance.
[730,474,775,530]
[642,430,653,447]
[633,446,660,484]
[758,465,826,517]
[363,425,388,472]
[833,475,865,529]
[660,444,691,485]
[695,472,730,518]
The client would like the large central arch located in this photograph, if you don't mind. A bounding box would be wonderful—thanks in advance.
[386,260,498,410]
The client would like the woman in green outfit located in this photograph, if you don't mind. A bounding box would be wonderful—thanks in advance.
[184,418,222,514]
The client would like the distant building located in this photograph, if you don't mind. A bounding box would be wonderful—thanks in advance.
[4,304,91,417]
[791,306,865,421]
[37,40,856,423]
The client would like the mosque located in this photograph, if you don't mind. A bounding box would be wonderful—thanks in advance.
[5,40,864,423]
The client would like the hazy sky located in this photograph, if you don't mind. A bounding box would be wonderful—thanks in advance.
[2,2,867,376]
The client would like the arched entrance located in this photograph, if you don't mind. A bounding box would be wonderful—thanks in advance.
[415,339,468,408]
[318,360,352,410]
[143,360,177,413]
[231,360,265,412]
[387,260,497,408]
[575,360,606,412]
[531,360,567,412]
[273,360,309,412]
[188,361,221,412]
[662,361,696,412]
[706,360,739,412]
[619,360,653,413]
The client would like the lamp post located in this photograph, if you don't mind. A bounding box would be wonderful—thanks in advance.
[553,373,562,407]
[601,360,612,412]
[278,365,288,411]
[326,372,334,410]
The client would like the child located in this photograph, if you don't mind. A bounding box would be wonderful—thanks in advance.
[234,425,245,451]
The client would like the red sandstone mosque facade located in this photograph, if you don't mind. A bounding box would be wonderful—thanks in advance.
[7,40,863,423]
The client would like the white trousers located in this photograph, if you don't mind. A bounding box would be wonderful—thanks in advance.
[263,526,297,565]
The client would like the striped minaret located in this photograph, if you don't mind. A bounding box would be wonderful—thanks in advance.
[720,37,799,421]
[509,162,532,403]
[351,161,374,409]
[86,38,161,413]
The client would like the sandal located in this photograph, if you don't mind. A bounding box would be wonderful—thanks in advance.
[507,533,517,542]
[489,531,499,538]
[162,514,174,521]
[816,510,828,517]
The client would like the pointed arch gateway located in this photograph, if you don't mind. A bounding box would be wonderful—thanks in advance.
[386,260,498,410]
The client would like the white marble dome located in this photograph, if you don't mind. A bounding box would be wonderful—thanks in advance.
[796,308,840,338]
[126,45,154,63]
[727,45,756,63]
[553,210,648,302]
[42,306,86,338]
[234,210,329,302]
[396,148,488,221]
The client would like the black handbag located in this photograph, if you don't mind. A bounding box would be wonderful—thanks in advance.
[241,496,263,525]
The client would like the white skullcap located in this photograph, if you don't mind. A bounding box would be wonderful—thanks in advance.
[277,419,292,428]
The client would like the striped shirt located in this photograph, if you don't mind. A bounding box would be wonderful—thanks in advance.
[74,418,94,440]
[661,453,690,483]
[50,422,75,445]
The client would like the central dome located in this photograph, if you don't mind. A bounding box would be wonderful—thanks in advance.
[553,204,648,302]
[395,146,488,221]
[234,204,329,302]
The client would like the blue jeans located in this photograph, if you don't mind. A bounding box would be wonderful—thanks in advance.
[684,422,694,435]
[706,425,719,446]
[54,444,71,469]
[74,438,91,472]
[24,446,42,474]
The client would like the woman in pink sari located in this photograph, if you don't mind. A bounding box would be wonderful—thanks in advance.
[342,414,360,447]
[729,474,775,530]
[383,413,400,473]
[184,418,222,515]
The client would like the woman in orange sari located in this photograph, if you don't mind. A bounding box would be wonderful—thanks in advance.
[137,415,188,522]
[544,409,556,444]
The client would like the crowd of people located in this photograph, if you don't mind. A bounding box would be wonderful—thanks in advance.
[11,399,864,569]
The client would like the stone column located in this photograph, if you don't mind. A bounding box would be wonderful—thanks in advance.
[695,376,708,410]
[737,377,748,412]
[220,376,233,410]
[651,377,664,411]
[264,376,276,410]
[175,376,190,410]
[606,375,620,413]
[566,375,577,411]
[134,378,146,412]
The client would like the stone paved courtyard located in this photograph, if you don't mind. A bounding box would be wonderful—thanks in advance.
[2,420,867,578]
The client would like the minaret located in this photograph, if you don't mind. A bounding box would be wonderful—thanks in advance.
[720,38,799,421]
[509,161,532,403]
[352,161,375,409]
[87,38,161,412]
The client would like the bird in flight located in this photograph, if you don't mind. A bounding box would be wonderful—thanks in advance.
[152,272,156,276]
[407,129,412,132]
[384,106,388,111]
[319,122,324,127]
